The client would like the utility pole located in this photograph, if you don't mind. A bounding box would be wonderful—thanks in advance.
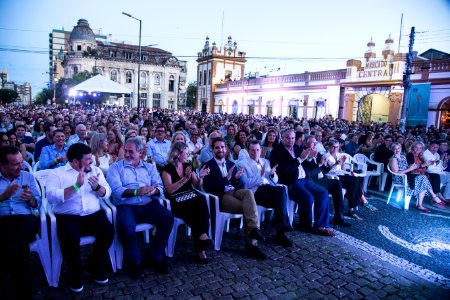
[399,26,415,133]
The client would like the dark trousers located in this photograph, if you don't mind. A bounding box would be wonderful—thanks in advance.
[316,177,345,221]
[289,179,330,229]
[339,175,362,209]
[56,210,114,284]
[0,214,38,299]
[116,200,174,267]
[428,173,441,194]
[172,195,210,249]
[254,185,291,230]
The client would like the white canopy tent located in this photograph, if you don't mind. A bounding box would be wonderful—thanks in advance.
[69,74,132,95]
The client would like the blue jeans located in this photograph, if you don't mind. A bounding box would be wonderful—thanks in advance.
[289,178,330,229]
[116,200,174,266]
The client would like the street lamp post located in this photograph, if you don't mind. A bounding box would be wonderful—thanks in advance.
[122,12,142,111]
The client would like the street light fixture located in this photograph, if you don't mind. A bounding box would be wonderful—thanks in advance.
[122,12,142,111]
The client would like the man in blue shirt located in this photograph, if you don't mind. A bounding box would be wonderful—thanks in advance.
[34,122,56,162]
[40,129,68,170]
[0,146,41,299]
[107,137,174,278]
[146,124,171,172]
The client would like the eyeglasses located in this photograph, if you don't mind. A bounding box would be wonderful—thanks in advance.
[156,130,165,133]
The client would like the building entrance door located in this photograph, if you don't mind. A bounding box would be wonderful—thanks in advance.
[357,94,390,123]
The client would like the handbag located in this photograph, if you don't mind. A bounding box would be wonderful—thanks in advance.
[171,189,199,203]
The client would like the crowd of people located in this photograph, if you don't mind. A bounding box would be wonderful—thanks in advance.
[1,103,449,298]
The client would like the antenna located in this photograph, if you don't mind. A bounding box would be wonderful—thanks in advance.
[398,13,403,53]
[220,11,224,49]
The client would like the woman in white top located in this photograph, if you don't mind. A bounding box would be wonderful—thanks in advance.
[90,133,112,175]
[321,139,377,219]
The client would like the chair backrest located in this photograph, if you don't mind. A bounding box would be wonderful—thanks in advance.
[22,161,33,173]
[387,164,407,185]
[26,151,35,165]
[33,160,40,173]
[370,153,375,161]
[353,153,368,164]
[34,169,53,207]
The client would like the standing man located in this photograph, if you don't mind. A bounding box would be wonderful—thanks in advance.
[40,129,68,170]
[146,125,171,172]
[0,146,41,299]
[46,143,114,293]
[34,122,56,162]
[238,140,294,247]
[203,137,267,259]
[107,137,174,278]
[270,129,334,236]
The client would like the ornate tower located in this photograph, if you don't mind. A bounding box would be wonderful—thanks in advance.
[196,36,246,112]
[364,37,376,61]
[382,34,395,59]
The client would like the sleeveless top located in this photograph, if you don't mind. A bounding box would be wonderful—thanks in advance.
[162,163,194,201]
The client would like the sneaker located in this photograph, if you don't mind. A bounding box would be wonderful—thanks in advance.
[249,228,265,241]
[84,270,109,284]
[332,219,351,227]
[70,277,84,293]
[245,244,267,260]
[276,232,293,247]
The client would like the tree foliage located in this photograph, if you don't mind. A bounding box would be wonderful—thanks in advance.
[0,88,19,104]
[34,88,53,105]
[186,82,197,108]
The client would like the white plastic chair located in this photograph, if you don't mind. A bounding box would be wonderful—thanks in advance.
[33,161,40,173]
[353,153,383,192]
[30,172,52,286]
[387,165,415,209]
[105,198,160,270]
[370,153,388,191]
[26,151,35,166]
[22,161,33,173]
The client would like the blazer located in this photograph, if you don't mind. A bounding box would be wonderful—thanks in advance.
[269,144,303,186]
[202,158,244,201]
[237,157,278,193]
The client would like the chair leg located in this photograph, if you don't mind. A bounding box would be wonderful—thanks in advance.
[108,243,116,273]
[380,173,388,191]
[115,237,124,270]
[287,199,295,226]
[363,176,369,192]
[387,186,394,205]
[214,217,226,251]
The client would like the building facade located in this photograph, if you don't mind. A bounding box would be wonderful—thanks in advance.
[60,19,187,109]
[203,35,450,128]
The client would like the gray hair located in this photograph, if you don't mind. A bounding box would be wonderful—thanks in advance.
[282,128,295,138]
[126,136,144,152]
[90,132,107,153]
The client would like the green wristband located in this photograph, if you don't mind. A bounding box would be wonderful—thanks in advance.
[73,184,80,191]
[134,189,138,196]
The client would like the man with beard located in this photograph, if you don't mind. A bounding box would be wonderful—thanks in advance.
[46,143,114,293]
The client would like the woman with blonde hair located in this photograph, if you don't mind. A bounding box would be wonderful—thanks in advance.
[171,131,187,144]
[161,142,212,263]
[90,132,112,175]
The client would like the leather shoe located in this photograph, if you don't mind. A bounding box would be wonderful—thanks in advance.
[281,225,294,232]
[249,228,265,241]
[245,244,267,260]
[129,263,144,279]
[276,232,293,247]
[332,219,351,227]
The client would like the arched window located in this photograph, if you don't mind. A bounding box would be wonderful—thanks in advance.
[154,73,161,85]
[73,66,78,74]
[208,70,212,85]
[140,72,147,86]
[95,68,103,75]
[198,70,202,85]
[126,71,132,83]
[168,75,175,92]
[203,71,207,86]
[111,70,118,82]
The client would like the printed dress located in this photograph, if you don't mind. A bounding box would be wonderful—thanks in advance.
[392,155,432,197]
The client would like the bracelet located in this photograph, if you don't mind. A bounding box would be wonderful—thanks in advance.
[134,189,138,196]
[73,184,80,191]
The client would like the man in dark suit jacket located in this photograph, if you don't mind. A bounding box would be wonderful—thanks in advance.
[203,137,267,259]
[270,129,334,236]
[301,136,350,227]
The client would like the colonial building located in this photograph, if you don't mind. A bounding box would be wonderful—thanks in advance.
[201,35,450,128]
[61,19,187,108]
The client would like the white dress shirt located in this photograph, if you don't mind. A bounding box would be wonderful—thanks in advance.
[47,163,111,216]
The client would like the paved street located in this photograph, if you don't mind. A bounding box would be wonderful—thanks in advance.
[18,188,450,299]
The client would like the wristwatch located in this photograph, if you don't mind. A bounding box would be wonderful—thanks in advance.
[94,185,101,192]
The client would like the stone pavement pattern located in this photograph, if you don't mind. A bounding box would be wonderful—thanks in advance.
[26,221,449,300]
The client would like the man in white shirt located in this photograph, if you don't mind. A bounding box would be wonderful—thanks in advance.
[238,141,293,247]
[46,143,114,293]
[66,123,88,147]
[423,140,450,203]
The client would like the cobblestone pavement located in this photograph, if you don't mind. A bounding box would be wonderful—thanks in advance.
[25,213,449,300]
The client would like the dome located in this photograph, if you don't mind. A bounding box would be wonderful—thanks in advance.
[69,19,95,42]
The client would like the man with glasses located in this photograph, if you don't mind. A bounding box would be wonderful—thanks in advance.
[146,125,171,172]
